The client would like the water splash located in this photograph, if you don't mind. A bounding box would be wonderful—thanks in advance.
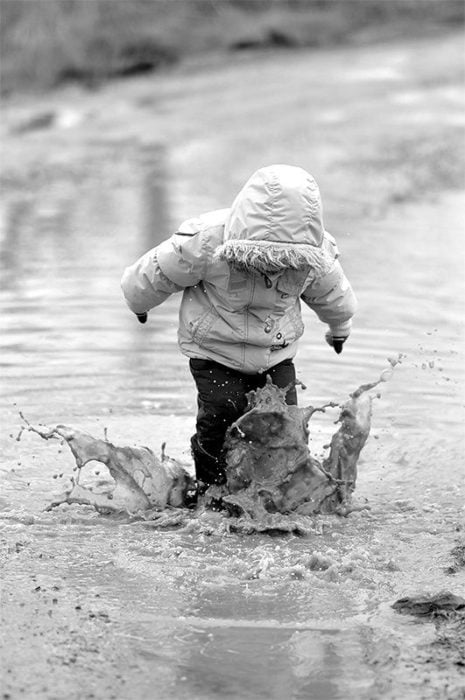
[17,414,194,514]
[18,359,403,532]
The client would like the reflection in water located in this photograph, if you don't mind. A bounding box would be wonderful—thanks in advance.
[287,629,374,699]
[140,142,170,249]
[0,144,192,423]
[1,196,34,287]
[153,561,374,700]
[174,625,374,700]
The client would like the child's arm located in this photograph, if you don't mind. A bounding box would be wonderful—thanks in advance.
[301,261,357,350]
[121,232,207,317]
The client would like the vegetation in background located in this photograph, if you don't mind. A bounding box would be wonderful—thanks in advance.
[0,0,464,94]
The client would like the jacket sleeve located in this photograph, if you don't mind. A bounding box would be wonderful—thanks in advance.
[301,260,357,336]
[120,230,209,314]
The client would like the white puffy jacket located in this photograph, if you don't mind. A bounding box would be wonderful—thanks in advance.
[121,165,357,374]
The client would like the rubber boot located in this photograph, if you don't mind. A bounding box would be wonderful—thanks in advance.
[190,435,227,487]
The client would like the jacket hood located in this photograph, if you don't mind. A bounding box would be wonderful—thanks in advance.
[215,165,335,274]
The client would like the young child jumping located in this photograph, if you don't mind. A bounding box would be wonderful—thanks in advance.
[121,164,357,494]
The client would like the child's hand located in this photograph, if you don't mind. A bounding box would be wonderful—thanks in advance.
[136,312,148,324]
[325,331,348,354]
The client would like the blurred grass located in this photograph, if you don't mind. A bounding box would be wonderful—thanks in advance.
[1,0,464,94]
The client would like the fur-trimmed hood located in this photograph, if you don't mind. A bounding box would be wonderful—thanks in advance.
[215,164,336,274]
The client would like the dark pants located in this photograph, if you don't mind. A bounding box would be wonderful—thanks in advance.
[189,358,297,485]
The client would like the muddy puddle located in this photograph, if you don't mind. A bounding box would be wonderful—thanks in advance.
[1,34,465,700]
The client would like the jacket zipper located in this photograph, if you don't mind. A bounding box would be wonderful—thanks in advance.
[243,275,256,367]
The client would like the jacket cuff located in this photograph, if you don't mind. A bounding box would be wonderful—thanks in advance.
[328,320,352,336]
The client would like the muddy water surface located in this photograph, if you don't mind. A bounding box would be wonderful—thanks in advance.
[1,34,465,700]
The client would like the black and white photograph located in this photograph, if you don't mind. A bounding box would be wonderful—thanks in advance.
[1,1,464,698]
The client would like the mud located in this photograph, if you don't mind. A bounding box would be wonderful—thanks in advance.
[392,592,465,618]
[221,376,374,518]
[18,371,381,525]
[446,545,465,575]
[17,416,194,514]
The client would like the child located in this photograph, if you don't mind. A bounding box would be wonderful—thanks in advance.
[121,164,357,493]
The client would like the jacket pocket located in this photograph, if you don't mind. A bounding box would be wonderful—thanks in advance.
[270,306,305,350]
[189,306,220,347]
[276,269,310,299]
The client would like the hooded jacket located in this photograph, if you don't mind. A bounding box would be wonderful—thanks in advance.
[121,165,357,374]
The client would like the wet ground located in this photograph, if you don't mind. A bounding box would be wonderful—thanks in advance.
[1,32,464,699]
